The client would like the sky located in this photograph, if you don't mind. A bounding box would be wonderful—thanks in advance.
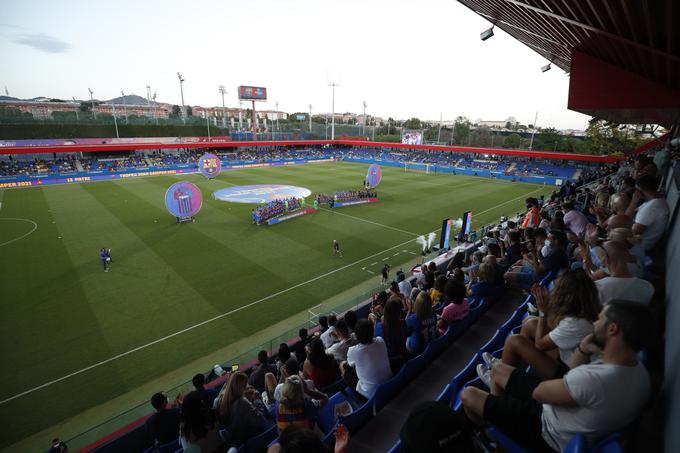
[0,0,591,130]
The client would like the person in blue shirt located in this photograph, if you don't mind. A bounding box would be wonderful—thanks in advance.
[100,248,110,272]
[406,292,437,355]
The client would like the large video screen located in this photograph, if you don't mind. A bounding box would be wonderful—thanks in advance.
[401,130,423,145]
[238,86,267,101]
[439,218,453,250]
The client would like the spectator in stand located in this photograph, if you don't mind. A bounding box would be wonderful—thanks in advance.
[467,263,497,301]
[592,241,654,305]
[438,279,469,335]
[505,230,569,288]
[214,372,268,443]
[249,350,278,391]
[430,275,447,307]
[192,373,218,408]
[275,343,292,374]
[461,301,652,452]
[406,291,438,355]
[179,391,225,452]
[293,328,310,365]
[342,319,393,399]
[317,316,329,335]
[626,175,670,252]
[522,198,541,229]
[375,298,409,372]
[263,357,327,409]
[320,314,337,348]
[146,392,181,447]
[633,155,657,179]
[607,228,645,277]
[397,271,412,300]
[303,338,339,389]
[275,375,326,432]
[502,230,523,266]
[653,146,671,179]
[562,201,590,239]
[326,320,353,362]
[343,310,358,333]
[480,270,600,385]
[539,211,551,231]
[267,425,349,453]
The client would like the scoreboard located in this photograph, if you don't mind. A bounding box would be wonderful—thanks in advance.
[238,86,267,101]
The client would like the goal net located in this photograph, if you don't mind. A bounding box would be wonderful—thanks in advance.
[404,162,435,175]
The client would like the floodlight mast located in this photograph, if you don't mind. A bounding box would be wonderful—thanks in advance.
[71,97,79,121]
[529,111,539,150]
[120,91,128,123]
[329,82,339,140]
[218,85,227,129]
[362,101,367,136]
[308,104,312,132]
[177,72,186,124]
[88,88,96,119]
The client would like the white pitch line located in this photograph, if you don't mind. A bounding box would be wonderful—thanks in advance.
[473,187,546,218]
[0,184,549,404]
[361,267,366,270]
[393,252,400,256]
[370,262,378,266]
[0,218,38,247]
[0,231,424,405]
[365,270,375,274]
[319,207,418,236]
[382,257,390,261]
[408,251,417,255]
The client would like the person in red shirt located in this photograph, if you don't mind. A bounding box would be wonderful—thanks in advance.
[522,197,541,229]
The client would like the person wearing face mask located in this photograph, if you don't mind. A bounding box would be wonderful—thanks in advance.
[505,230,569,288]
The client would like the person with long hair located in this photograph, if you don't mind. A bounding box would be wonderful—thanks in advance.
[405,291,438,355]
[302,338,339,389]
[478,269,601,385]
[275,375,325,432]
[214,371,268,443]
[374,297,409,372]
[179,391,224,452]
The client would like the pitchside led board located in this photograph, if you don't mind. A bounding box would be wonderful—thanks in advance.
[165,182,203,218]
[238,86,267,101]
[439,211,474,250]
[198,153,222,179]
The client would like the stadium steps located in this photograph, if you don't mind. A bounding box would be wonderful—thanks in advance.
[344,296,521,453]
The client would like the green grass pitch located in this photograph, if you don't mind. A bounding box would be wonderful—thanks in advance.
[0,161,552,448]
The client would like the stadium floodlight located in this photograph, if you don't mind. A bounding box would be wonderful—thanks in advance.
[88,88,96,119]
[308,104,312,132]
[541,63,552,73]
[177,72,186,125]
[120,90,128,123]
[218,85,227,129]
[362,101,367,137]
[71,96,79,121]
[329,82,339,140]
[275,101,280,137]
[480,26,494,41]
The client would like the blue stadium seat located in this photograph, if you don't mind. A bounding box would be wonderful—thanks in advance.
[321,429,336,449]
[373,372,405,412]
[401,348,432,382]
[387,439,403,453]
[319,378,346,397]
[563,433,587,453]
[453,377,482,411]
[449,353,483,407]
[443,320,467,342]
[479,329,506,354]
[318,391,353,435]
[591,432,623,453]
[489,426,531,453]
[435,384,453,405]
[338,395,375,434]
[428,331,449,357]
[466,304,485,326]
[243,425,277,453]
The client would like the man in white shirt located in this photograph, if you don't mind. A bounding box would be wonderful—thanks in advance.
[562,201,590,239]
[326,320,353,362]
[461,301,651,452]
[626,174,669,252]
[595,241,654,305]
[342,319,392,399]
[319,314,337,348]
[397,272,412,299]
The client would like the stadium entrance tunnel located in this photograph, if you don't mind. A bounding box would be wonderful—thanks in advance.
[212,184,311,204]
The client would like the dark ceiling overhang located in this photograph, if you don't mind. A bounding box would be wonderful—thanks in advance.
[457,0,680,126]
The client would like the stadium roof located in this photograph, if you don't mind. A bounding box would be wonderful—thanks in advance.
[457,0,680,126]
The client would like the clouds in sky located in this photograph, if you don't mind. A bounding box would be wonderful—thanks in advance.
[11,32,71,54]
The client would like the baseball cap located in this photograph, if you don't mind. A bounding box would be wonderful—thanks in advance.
[400,401,475,453]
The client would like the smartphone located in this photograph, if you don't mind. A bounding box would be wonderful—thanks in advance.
[231,364,239,372]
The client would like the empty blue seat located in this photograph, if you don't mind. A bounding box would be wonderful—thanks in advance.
[449,353,483,400]
[563,433,587,453]
[244,425,277,453]
[453,376,482,411]
[401,348,432,382]
[480,329,505,354]
[443,319,467,342]
[428,332,449,357]
[338,395,375,434]
[435,384,453,405]
[373,372,405,412]
[591,432,623,453]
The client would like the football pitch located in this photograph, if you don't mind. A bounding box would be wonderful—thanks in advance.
[0,161,552,449]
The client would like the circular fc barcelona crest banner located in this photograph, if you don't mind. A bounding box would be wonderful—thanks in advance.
[198,153,222,179]
[165,182,203,218]
[366,164,382,188]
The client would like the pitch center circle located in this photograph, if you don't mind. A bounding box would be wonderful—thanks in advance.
[0,218,38,247]
[212,185,312,204]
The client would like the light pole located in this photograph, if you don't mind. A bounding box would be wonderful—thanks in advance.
[238,100,243,131]
[329,82,339,140]
[437,112,442,144]
[362,101,367,137]
[218,85,227,129]
[177,72,186,125]
[120,91,128,123]
[528,111,538,150]
[206,109,211,139]
[308,104,312,133]
[152,92,158,125]
[275,101,280,138]
[71,97,79,121]
[88,88,96,119]
[111,102,120,138]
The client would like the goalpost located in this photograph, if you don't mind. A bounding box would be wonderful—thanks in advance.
[403,162,435,176]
